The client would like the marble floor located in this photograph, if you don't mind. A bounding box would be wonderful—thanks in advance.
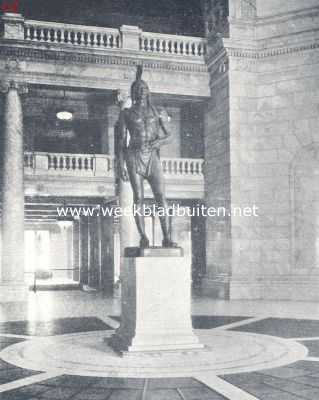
[1,291,319,399]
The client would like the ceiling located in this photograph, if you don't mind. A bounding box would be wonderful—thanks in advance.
[14,0,205,36]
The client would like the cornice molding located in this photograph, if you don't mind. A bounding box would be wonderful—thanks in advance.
[256,5,319,27]
[0,44,208,74]
[206,39,319,66]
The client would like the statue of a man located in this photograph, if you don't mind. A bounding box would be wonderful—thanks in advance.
[117,66,177,249]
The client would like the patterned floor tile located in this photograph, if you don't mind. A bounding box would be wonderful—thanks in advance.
[257,365,313,379]
[180,386,227,400]
[72,388,112,400]
[191,315,250,329]
[147,378,203,389]
[232,318,319,338]
[143,389,181,400]
[0,337,24,352]
[0,317,111,336]
[107,389,142,400]
[38,386,81,399]
[302,340,319,357]
[38,375,101,388]
[94,377,145,389]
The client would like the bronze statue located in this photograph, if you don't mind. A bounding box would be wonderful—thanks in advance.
[117,66,177,249]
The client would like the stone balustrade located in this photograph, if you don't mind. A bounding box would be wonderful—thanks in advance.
[139,32,207,57]
[24,20,121,49]
[1,14,207,60]
[24,152,204,179]
[161,157,204,176]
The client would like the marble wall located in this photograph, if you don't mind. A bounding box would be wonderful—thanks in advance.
[204,0,319,300]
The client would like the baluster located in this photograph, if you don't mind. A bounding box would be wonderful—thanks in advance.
[102,34,107,47]
[185,42,189,56]
[116,35,121,48]
[71,157,75,170]
[38,28,43,41]
[71,31,75,45]
[51,29,56,43]
[179,161,184,175]
[90,157,94,170]
[78,158,82,170]
[44,28,49,42]
[57,30,61,43]
[110,35,114,48]
[180,41,184,55]
[65,156,70,170]
[184,161,188,175]
[144,38,148,51]
[48,155,52,169]
[82,32,87,45]
[163,40,168,53]
[162,160,166,173]
[78,32,83,45]
[84,158,88,170]
[25,26,31,40]
[64,30,68,44]
[92,33,97,46]
[53,156,57,170]
[156,39,160,52]
[160,39,164,53]
[59,156,64,170]
[29,27,34,40]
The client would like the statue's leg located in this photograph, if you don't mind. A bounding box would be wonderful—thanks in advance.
[126,156,149,248]
[148,156,177,247]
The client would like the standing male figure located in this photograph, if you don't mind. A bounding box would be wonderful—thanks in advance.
[117,66,177,249]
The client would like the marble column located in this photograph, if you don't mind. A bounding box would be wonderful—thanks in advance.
[72,219,80,282]
[88,216,101,289]
[100,213,114,293]
[0,81,28,302]
[79,216,89,286]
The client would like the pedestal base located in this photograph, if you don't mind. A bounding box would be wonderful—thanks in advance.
[109,248,203,354]
[0,283,29,302]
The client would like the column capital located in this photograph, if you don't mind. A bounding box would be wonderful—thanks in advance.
[0,80,28,95]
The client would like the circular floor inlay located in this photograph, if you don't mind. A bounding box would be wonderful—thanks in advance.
[0,330,307,378]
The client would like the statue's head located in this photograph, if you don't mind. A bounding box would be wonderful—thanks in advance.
[131,65,150,105]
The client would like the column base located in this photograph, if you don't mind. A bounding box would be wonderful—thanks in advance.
[109,248,203,354]
[0,283,29,302]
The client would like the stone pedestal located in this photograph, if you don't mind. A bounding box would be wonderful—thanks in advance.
[109,248,203,353]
